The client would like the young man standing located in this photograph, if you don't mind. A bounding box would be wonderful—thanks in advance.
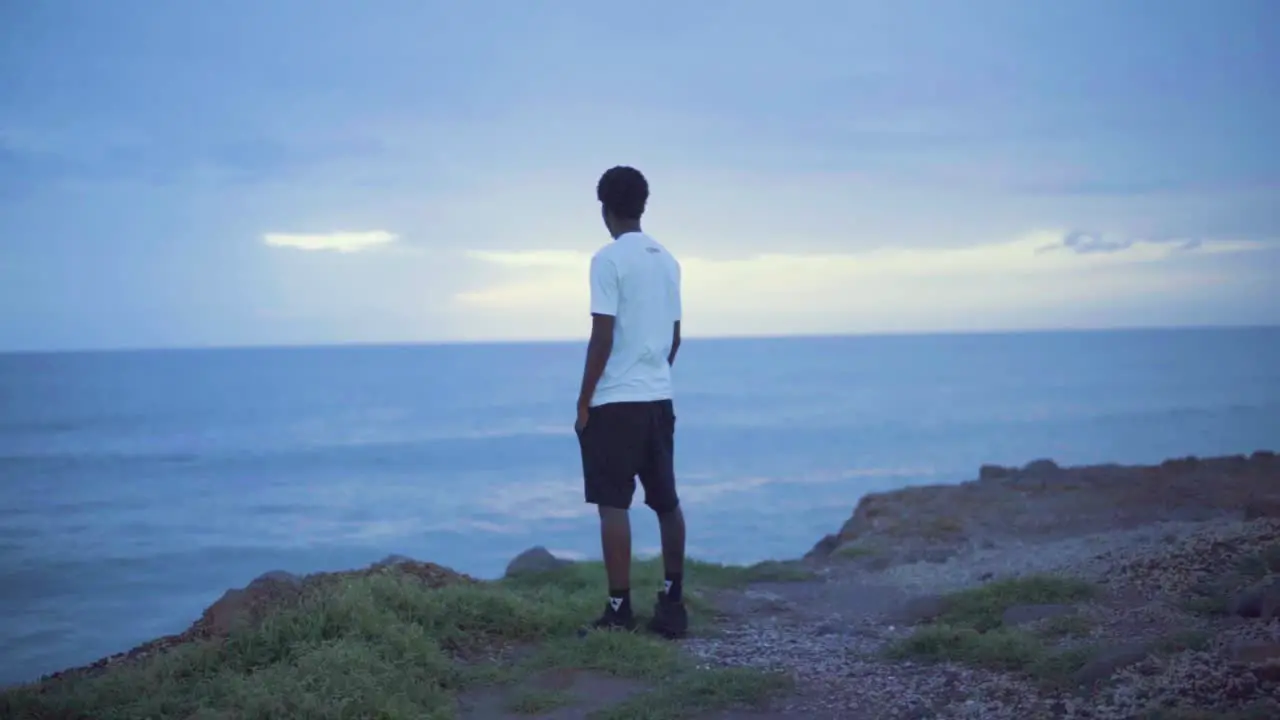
[574,165,687,638]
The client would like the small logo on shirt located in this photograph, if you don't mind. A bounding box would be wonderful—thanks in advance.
[646,247,661,254]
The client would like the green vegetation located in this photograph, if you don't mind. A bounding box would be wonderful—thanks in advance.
[0,557,799,720]
[929,574,1099,632]
[885,574,1102,686]
[1036,612,1094,639]
[832,543,877,559]
[884,574,1222,690]
[1150,629,1211,655]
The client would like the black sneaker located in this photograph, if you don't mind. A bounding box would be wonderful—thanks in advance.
[578,601,637,636]
[647,592,688,639]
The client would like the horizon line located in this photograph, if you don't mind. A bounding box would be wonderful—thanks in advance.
[1,321,1276,357]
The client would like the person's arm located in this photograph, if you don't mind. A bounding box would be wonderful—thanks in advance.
[578,314,615,410]
[578,254,618,411]
[667,258,682,367]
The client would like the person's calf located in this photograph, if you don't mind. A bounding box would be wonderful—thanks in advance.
[656,504,686,602]
[596,505,634,624]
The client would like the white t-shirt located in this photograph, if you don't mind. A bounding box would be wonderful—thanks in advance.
[588,231,682,407]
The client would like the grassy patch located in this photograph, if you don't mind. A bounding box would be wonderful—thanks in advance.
[885,574,1101,686]
[833,543,877,560]
[0,557,793,720]
[1181,594,1230,616]
[932,574,1099,632]
[1037,612,1094,639]
[885,625,1042,670]
[1151,629,1212,655]
[884,625,1094,687]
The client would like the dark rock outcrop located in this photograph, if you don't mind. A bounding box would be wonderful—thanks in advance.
[504,546,573,578]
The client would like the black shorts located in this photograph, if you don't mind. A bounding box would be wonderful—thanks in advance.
[576,399,679,512]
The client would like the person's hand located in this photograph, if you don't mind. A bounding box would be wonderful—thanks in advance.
[575,403,590,433]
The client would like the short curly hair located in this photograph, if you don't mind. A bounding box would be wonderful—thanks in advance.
[596,166,649,221]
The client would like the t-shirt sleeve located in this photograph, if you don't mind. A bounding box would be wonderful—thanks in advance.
[589,254,619,316]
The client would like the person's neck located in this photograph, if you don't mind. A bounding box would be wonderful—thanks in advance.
[611,222,642,239]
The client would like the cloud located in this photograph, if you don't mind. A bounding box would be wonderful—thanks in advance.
[446,230,1273,339]
[263,230,398,253]
[1039,230,1268,258]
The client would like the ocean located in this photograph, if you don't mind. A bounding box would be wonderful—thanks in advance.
[1,327,1278,686]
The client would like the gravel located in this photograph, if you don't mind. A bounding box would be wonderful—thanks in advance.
[685,517,1280,718]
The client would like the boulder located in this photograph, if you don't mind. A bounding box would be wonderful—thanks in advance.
[1229,577,1280,620]
[198,570,303,637]
[1244,495,1280,521]
[505,546,572,578]
[895,594,952,625]
[979,464,1013,481]
[1021,458,1061,477]
[807,533,840,559]
[1230,641,1280,665]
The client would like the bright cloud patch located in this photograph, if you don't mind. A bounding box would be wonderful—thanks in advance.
[263,231,398,253]
[450,231,1270,338]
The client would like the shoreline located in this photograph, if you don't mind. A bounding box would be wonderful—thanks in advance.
[5,450,1279,718]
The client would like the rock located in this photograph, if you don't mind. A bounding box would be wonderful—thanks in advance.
[1229,577,1280,619]
[896,594,952,624]
[807,533,840,558]
[1072,642,1152,686]
[253,569,302,586]
[1244,495,1280,520]
[199,571,304,637]
[979,464,1012,481]
[504,546,572,578]
[1230,641,1280,665]
[1022,458,1061,477]
[1000,603,1078,627]
[373,554,415,568]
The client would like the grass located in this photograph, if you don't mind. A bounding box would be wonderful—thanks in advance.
[832,543,877,560]
[884,575,1220,690]
[0,557,801,720]
[884,574,1103,686]
[1036,612,1095,639]
[929,574,1099,632]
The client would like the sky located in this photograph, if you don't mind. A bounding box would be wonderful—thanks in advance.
[1,0,1278,351]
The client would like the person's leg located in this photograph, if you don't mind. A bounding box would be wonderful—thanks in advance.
[599,505,632,613]
[639,400,688,638]
[578,402,644,630]
[656,504,685,599]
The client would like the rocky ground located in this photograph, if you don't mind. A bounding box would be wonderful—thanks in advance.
[686,451,1280,719]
